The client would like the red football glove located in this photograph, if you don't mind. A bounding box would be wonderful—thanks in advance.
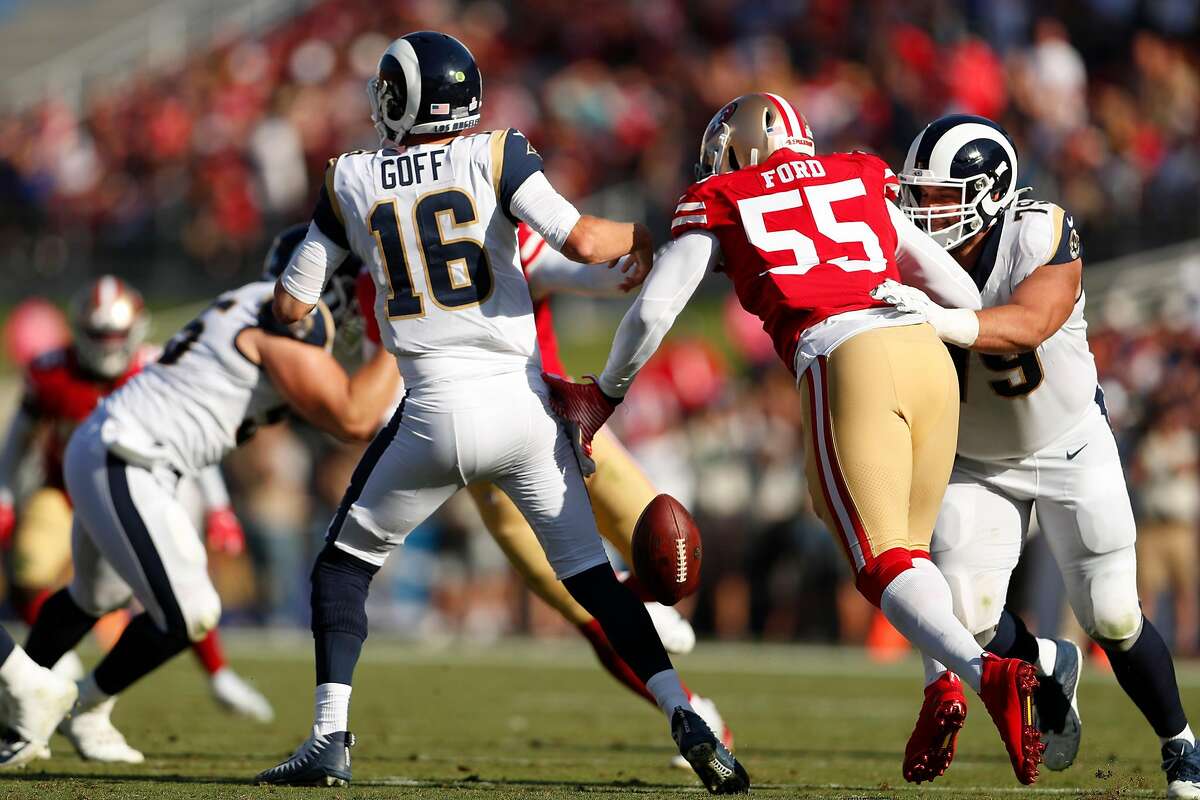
[205,507,245,556]
[0,501,14,549]
[542,373,620,473]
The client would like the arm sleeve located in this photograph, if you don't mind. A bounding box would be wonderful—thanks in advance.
[312,157,350,249]
[597,231,721,397]
[889,201,983,311]
[0,406,35,501]
[279,222,351,305]
[509,171,582,252]
[525,248,629,300]
[195,465,232,510]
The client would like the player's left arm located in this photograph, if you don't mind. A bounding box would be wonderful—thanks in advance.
[970,258,1081,354]
[275,158,353,324]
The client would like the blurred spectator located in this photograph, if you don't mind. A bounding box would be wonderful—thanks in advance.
[1133,403,1200,654]
[0,0,1196,298]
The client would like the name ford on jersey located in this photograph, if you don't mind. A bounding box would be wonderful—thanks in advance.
[761,158,827,189]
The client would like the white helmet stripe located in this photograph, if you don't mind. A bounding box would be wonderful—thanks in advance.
[95,276,117,308]
[385,37,422,135]
[927,122,1017,180]
[763,92,801,137]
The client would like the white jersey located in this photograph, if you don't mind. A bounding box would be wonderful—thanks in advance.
[103,281,334,473]
[956,197,1094,461]
[318,130,546,389]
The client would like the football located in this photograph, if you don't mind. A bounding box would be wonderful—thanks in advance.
[631,494,702,606]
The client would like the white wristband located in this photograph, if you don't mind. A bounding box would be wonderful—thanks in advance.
[932,308,980,348]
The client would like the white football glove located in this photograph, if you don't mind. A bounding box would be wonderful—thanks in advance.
[870,279,979,347]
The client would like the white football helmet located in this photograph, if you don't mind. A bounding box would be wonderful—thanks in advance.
[68,276,148,379]
[899,114,1021,251]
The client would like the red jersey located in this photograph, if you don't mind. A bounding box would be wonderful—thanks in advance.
[358,224,566,376]
[671,149,902,370]
[21,347,147,489]
[516,223,565,376]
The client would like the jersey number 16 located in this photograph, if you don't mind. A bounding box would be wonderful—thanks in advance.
[370,189,495,319]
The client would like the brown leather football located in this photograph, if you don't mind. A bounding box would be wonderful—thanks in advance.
[631,494,702,606]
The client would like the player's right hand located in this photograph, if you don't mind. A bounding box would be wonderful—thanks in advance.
[0,500,15,549]
[542,373,620,475]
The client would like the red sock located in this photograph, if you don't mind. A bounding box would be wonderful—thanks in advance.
[191,629,227,675]
[577,619,656,706]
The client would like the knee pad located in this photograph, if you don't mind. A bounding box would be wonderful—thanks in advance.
[1071,558,1141,647]
[856,548,915,607]
[311,543,379,640]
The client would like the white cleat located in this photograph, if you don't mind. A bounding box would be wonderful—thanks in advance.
[211,668,274,723]
[670,695,734,770]
[59,696,145,763]
[0,662,77,769]
[644,602,696,655]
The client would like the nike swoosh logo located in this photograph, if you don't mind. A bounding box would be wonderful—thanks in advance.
[1066,444,1088,460]
[1067,215,1074,227]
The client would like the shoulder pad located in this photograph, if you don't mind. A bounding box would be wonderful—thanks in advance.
[491,128,544,220]
[1011,199,1082,267]
[256,300,335,351]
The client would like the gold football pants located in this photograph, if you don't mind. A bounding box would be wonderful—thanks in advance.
[799,323,959,605]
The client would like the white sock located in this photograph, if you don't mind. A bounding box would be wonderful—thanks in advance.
[881,561,983,694]
[922,655,948,686]
[0,645,46,693]
[76,673,110,712]
[1036,637,1058,677]
[314,683,352,736]
[645,669,693,721]
[1163,724,1196,748]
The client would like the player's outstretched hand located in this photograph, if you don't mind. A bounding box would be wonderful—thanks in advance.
[542,373,620,476]
[205,507,246,556]
[870,279,938,316]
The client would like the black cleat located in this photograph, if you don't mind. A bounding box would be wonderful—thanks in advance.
[671,707,750,794]
[1034,638,1081,771]
[1163,738,1200,799]
[255,727,354,786]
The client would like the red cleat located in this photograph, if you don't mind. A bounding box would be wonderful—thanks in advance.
[980,654,1044,785]
[904,671,967,784]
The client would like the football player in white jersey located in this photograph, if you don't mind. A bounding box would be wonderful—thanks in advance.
[873,114,1200,798]
[255,32,748,793]
[9,231,400,759]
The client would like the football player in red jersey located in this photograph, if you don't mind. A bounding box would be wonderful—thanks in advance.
[0,277,273,761]
[546,93,1044,784]
[354,223,736,764]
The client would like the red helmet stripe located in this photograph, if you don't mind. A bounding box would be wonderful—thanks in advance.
[762,93,795,137]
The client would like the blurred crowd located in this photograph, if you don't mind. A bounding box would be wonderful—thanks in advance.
[1,1,1199,651]
[0,0,1198,297]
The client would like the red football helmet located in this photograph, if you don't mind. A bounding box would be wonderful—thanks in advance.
[68,276,148,379]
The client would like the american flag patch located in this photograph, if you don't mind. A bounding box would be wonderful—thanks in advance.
[430,103,450,115]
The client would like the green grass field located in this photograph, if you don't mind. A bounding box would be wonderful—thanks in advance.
[0,636,1186,799]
